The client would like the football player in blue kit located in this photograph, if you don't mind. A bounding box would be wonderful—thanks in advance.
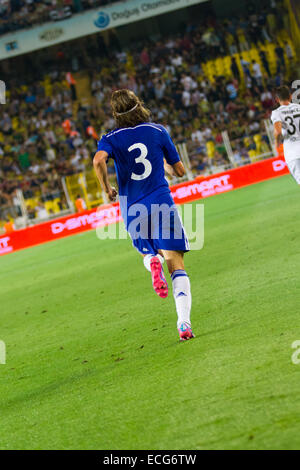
[93,89,194,341]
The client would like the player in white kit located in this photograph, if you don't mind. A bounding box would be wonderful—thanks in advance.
[271,85,300,185]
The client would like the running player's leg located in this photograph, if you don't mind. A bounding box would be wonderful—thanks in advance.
[143,252,168,298]
[128,207,169,298]
[160,249,184,273]
[287,159,300,185]
[161,249,194,341]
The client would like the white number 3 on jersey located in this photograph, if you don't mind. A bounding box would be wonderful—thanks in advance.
[129,143,152,181]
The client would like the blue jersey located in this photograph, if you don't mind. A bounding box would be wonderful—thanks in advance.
[97,122,180,207]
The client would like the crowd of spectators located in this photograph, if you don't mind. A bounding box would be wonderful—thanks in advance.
[0,0,119,36]
[0,0,296,223]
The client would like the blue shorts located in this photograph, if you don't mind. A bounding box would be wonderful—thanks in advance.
[124,189,190,256]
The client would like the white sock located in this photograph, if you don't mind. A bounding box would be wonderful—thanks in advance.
[171,270,192,328]
[143,254,164,272]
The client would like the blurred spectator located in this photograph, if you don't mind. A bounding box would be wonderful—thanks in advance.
[231,57,240,82]
[35,201,48,220]
[275,42,285,67]
[252,60,263,88]
[66,71,77,101]
[4,216,14,234]
[75,195,86,212]
[259,49,271,77]
[285,42,293,60]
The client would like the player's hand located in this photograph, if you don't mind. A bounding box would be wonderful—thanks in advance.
[107,187,118,202]
[164,160,175,177]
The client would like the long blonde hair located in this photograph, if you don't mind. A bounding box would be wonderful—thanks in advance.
[111,89,151,128]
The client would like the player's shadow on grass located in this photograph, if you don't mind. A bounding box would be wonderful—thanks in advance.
[2,368,96,409]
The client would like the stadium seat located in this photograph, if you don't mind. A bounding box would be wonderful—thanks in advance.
[253,134,262,154]
[248,149,258,162]
[53,198,62,213]
[243,137,251,148]
[25,198,37,209]
[264,44,277,74]
[44,200,54,213]
[12,117,19,130]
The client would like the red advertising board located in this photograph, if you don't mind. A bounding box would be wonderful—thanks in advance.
[170,155,288,204]
[0,156,289,256]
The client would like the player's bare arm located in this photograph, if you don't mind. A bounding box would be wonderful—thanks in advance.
[93,150,118,202]
[274,121,283,148]
[164,159,185,177]
[164,159,175,176]
[172,161,185,177]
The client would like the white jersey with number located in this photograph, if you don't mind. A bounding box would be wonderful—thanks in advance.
[271,103,300,163]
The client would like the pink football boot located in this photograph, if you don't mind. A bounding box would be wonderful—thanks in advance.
[150,256,168,298]
[178,322,195,341]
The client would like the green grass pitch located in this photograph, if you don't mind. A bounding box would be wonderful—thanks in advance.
[0,175,299,450]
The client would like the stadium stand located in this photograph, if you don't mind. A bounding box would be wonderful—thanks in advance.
[0,1,120,36]
[0,0,297,230]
